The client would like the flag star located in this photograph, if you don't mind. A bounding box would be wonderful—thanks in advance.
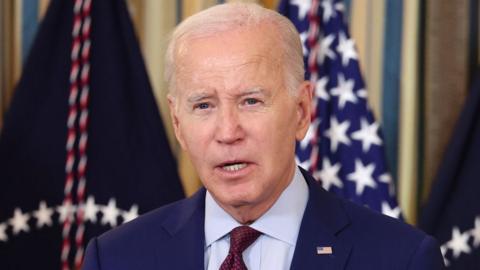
[357,88,367,99]
[440,245,450,267]
[471,217,480,247]
[381,201,401,219]
[291,0,311,20]
[347,159,377,196]
[321,0,336,23]
[0,223,8,242]
[9,208,30,235]
[57,200,76,223]
[315,76,330,101]
[447,227,471,258]
[101,199,120,227]
[336,32,358,66]
[314,158,343,190]
[317,34,336,64]
[296,156,311,171]
[330,74,357,109]
[440,244,448,257]
[334,2,345,12]
[122,205,139,224]
[379,173,395,196]
[299,31,308,56]
[84,196,99,223]
[300,118,320,149]
[33,201,53,228]
[324,117,351,152]
[351,118,382,152]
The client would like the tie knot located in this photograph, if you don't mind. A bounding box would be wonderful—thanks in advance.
[229,226,261,254]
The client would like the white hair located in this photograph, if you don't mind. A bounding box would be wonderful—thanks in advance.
[164,2,305,96]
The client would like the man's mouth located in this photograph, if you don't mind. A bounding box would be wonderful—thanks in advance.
[222,162,247,172]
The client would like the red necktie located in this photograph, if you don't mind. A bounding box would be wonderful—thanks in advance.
[219,226,261,270]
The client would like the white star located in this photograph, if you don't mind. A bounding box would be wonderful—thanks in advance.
[296,156,311,171]
[335,2,345,12]
[440,245,450,267]
[347,159,377,196]
[471,217,480,247]
[379,173,395,196]
[300,118,320,150]
[321,0,336,23]
[314,158,343,190]
[0,223,8,242]
[330,74,357,109]
[381,201,401,219]
[351,118,383,152]
[291,0,311,20]
[447,227,471,258]
[336,32,358,66]
[299,31,308,56]
[357,88,367,99]
[101,199,120,227]
[324,117,351,152]
[33,201,53,228]
[84,196,99,223]
[315,76,330,101]
[57,200,76,223]
[317,34,336,64]
[122,205,139,224]
[9,208,30,235]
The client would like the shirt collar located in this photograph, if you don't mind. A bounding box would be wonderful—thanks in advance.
[204,166,309,247]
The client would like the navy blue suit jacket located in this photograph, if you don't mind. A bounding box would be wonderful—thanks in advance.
[82,169,445,269]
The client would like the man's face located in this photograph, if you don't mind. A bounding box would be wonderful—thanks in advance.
[169,26,311,221]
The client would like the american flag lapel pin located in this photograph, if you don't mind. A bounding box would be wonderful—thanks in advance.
[317,246,333,255]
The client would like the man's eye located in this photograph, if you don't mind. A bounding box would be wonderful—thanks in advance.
[244,98,259,105]
[195,103,210,110]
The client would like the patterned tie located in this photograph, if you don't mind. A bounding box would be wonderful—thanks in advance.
[219,226,262,270]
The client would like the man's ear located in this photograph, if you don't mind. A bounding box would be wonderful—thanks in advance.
[295,81,313,141]
[167,94,187,150]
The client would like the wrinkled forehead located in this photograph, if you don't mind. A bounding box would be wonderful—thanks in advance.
[173,26,284,92]
[176,24,282,70]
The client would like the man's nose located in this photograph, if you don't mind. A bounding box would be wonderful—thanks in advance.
[215,106,245,144]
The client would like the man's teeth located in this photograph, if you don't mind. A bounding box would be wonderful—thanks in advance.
[222,163,247,171]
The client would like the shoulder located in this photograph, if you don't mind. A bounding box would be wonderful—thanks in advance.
[98,198,182,241]
[82,189,206,270]
[302,167,438,253]
[336,197,444,269]
[98,189,205,245]
[300,168,444,269]
[341,198,424,242]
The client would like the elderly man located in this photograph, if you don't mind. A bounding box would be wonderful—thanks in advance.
[82,3,444,270]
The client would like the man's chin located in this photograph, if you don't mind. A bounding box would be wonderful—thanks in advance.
[216,195,252,209]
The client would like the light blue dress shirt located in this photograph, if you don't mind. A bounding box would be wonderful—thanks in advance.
[204,166,309,270]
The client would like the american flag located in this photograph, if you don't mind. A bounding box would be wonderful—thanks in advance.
[279,0,401,218]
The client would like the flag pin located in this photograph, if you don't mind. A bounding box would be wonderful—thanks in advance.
[317,246,333,255]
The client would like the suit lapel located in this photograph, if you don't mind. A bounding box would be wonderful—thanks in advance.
[157,188,207,269]
[290,169,352,270]
[153,170,353,269]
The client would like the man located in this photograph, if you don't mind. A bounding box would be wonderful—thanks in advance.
[82,3,444,269]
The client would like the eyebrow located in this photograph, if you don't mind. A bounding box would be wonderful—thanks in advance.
[185,87,270,104]
[186,92,213,103]
[240,87,263,96]
[238,87,271,98]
